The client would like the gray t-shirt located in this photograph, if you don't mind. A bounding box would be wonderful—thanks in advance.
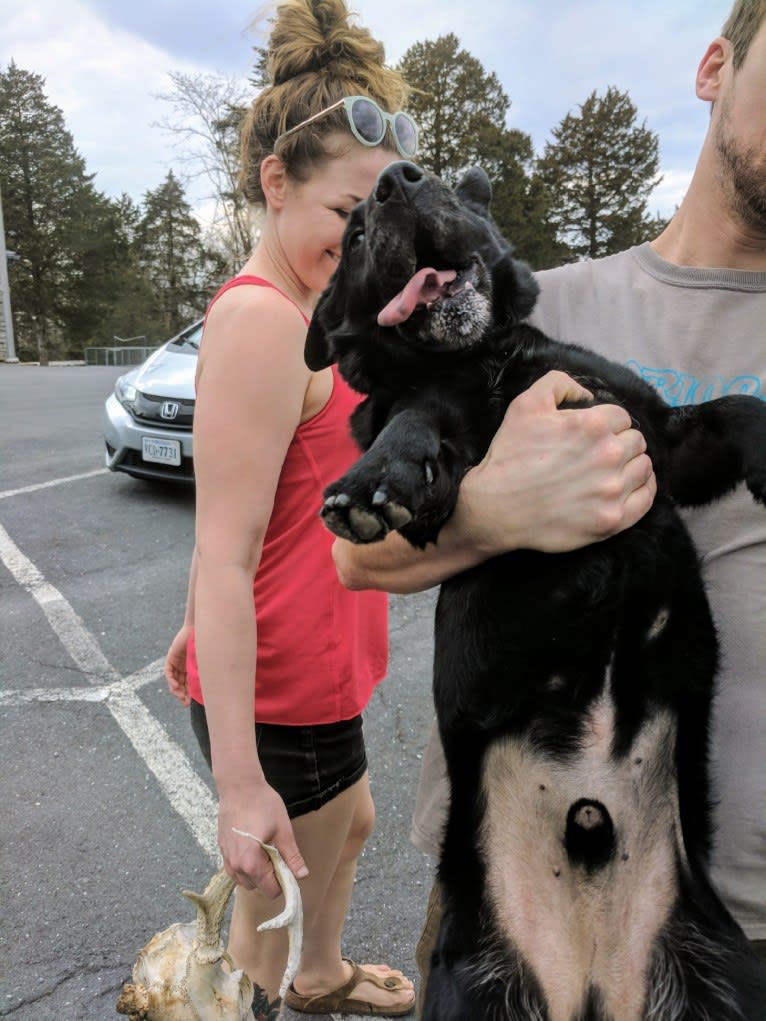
[410,242,766,939]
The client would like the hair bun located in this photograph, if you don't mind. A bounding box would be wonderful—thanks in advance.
[268,0,386,86]
[240,0,409,207]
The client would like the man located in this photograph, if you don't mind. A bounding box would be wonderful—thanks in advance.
[334,0,766,1001]
[405,0,766,998]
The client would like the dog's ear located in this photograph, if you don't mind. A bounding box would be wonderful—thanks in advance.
[305,317,332,370]
[493,255,540,325]
[304,287,337,370]
[455,166,539,326]
[455,166,492,217]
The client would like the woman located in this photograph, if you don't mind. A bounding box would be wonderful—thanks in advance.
[165,1,655,1016]
[164,0,417,1015]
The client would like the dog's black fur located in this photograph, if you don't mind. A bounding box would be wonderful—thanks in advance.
[305,161,766,1020]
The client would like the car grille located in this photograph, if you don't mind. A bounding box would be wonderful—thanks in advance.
[131,392,194,430]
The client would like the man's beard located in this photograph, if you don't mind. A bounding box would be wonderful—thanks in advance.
[714,103,766,235]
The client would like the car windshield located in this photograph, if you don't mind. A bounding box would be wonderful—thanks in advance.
[168,322,203,353]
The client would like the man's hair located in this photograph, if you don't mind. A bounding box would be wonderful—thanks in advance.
[722,0,766,69]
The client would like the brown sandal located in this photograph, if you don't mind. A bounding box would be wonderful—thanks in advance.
[284,957,415,1016]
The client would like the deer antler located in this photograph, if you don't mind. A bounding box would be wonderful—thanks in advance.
[231,830,304,997]
[116,842,303,1019]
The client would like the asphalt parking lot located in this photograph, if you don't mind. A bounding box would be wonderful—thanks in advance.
[0,363,438,1021]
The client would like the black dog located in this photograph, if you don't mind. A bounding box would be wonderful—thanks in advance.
[305,161,766,1020]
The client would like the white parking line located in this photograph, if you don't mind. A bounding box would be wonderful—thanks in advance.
[0,468,107,500]
[0,657,165,706]
[0,521,219,863]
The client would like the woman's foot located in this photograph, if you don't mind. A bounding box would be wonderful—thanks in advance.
[285,957,415,1015]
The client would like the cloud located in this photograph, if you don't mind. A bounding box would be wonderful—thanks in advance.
[2,0,733,218]
[1,0,243,202]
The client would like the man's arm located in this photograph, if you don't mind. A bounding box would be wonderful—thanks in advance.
[333,372,656,593]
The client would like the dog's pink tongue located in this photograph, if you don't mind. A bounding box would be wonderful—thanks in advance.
[377,268,457,326]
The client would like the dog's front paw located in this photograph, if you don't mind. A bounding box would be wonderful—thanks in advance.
[320,454,439,544]
[321,485,414,543]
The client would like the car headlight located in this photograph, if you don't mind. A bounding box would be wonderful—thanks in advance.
[115,375,138,408]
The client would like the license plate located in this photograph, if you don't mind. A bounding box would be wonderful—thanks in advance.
[142,436,181,466]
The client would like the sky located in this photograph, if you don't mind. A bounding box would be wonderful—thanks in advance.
[1,0,734,223]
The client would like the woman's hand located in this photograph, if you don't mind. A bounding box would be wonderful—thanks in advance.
[455,370,656,556]
[217,781,309,897]
[164,624,193,706]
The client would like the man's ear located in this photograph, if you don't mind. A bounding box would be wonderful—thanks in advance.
[260,154,289,209]
[696,37,730,102]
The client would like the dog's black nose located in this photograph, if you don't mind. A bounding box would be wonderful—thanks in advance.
[565,798,616,871]
[374,161,424,204]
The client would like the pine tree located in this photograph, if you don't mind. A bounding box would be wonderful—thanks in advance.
[536,86,661,261]
[0,61,139,359]
[397,34,509,183]
[1,63,86,358]
[395,36,560,267]
[479,128,567,270]
[136,171,212,336]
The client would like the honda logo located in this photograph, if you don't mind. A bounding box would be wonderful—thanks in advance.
[160,401,180,420]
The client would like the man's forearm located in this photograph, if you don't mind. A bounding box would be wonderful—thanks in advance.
[331,511,489,594]
[332,374,656,595]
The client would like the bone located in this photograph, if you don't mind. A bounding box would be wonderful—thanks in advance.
[116,841,304,1020]
[116,869,253,1021]
[231,829,304,998]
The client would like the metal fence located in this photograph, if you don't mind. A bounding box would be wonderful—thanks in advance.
[84,346,158,366]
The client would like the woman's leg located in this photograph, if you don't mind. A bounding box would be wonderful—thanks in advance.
[291,772,413,1009]
[227,772,413,1012]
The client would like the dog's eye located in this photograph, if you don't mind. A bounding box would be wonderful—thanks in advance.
[347,228,365,250]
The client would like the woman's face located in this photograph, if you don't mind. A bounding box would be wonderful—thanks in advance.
[278,138,398,296]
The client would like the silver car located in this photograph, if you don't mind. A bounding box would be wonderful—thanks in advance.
[103,319,202,483]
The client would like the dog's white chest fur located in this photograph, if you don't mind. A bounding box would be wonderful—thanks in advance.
[480,692,683,1021]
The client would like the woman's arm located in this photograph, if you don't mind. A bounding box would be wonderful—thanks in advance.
[333,371,656,594]
[192,287,313,893]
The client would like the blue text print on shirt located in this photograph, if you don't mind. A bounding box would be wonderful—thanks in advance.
[625,360,765,407]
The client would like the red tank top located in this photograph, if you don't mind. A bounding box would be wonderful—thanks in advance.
[187,276,388,724]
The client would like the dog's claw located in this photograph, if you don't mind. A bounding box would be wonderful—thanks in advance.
[325,492,350,508]
[371,489,413,528]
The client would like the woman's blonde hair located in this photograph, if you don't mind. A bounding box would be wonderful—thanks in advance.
[240,0,410,205]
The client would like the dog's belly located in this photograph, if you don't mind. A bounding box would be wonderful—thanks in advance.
[480,694,683,1021]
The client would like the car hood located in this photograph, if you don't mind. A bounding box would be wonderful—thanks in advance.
[130,346,197,400]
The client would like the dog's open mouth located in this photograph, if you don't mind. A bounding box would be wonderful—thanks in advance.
[377,263,479,327]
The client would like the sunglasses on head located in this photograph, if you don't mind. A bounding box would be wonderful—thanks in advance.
[275,95,418,159]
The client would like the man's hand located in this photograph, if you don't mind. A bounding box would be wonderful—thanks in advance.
[455,370,656,556]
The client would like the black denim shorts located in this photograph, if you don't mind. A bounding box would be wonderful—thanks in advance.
[189,700,368,819]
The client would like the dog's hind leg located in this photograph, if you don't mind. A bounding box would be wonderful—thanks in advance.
[665,394,766,508]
